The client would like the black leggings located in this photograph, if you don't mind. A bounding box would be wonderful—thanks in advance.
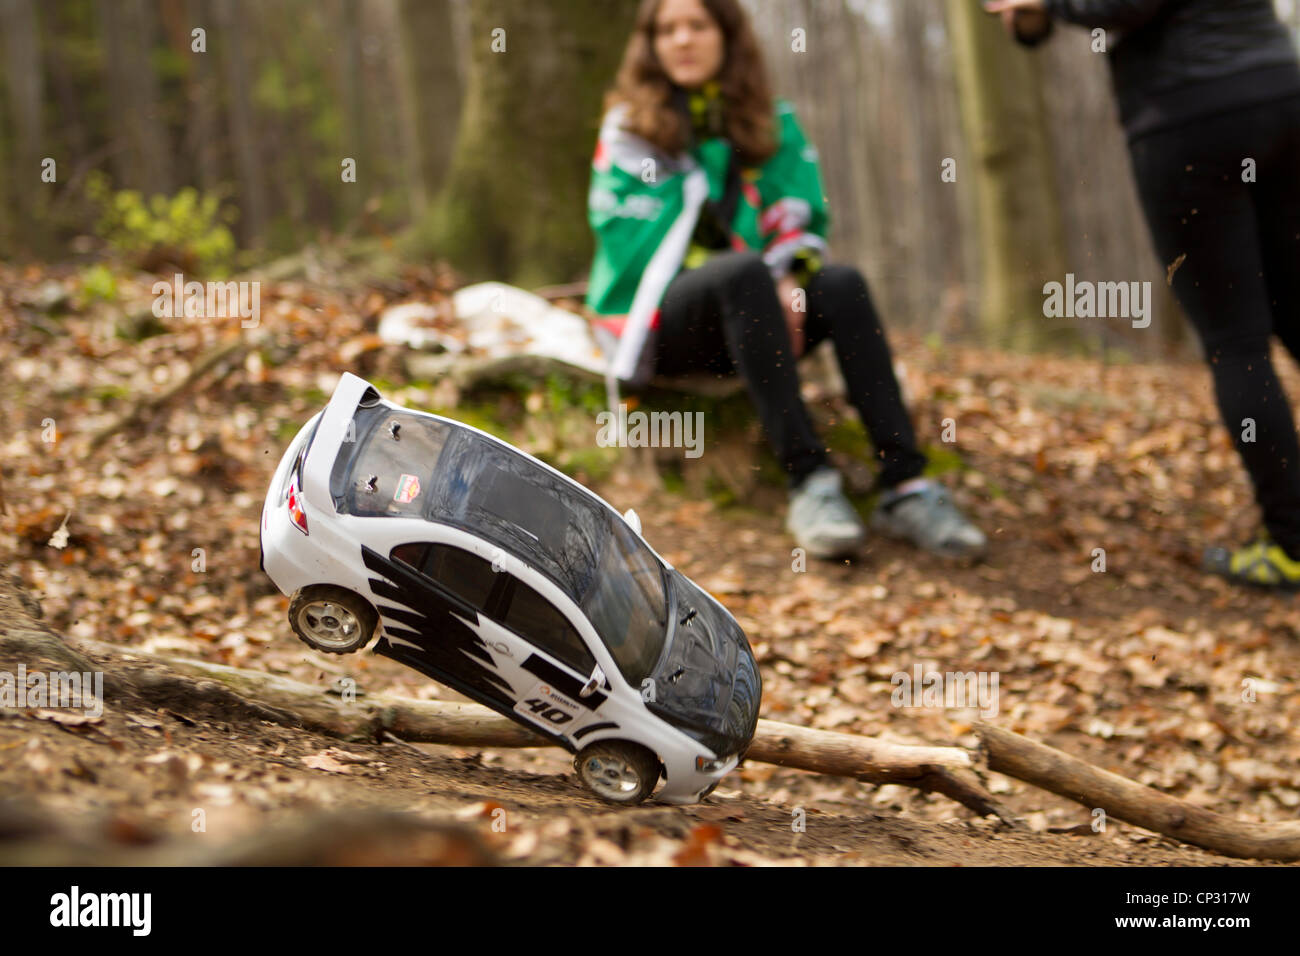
[653,250,926,488]
[1129,94,1300,558]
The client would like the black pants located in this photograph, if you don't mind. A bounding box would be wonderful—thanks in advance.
[653,250,926,488]
[1129,94,1300,558]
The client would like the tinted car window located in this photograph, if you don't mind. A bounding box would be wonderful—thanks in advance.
[581,518,668,683]
[427,431,603,602]
[391,542,428,569]
[426,430,668,682]
[341,411,451,517]
[428,544,498,610]
[390,542,498,611]
[503,579,594,675]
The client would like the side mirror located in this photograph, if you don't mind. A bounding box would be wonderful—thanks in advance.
[580,664,606,698]
[622,508,642,535]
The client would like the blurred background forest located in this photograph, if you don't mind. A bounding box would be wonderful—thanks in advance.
[3,0,1300,355]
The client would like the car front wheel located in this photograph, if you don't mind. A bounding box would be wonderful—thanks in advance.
[288,586,377,655]
[573,741,660,805]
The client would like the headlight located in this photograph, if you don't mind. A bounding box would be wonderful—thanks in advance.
[695,755,729,774]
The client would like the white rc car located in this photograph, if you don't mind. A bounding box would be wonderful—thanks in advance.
[260,372,761,804]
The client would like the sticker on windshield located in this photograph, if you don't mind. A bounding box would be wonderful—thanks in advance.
[394,474,421,503]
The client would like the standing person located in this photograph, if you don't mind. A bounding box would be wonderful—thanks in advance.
[586,0,986,561]
[987,0,1300,589]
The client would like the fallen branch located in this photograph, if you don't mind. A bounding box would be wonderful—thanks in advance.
[86,336,253,453]
[18,572,1298,858]
[61,634,1002,817]
[746,721,1011,822]
[977,722,1300,862]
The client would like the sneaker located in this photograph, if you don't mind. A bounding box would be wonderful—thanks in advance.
[870,479,987,559]
[786,467,867,559]
[1203,536,1300,590]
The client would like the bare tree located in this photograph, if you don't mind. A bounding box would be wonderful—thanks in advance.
[945,0,1067,349]
[400,0,463,200]
[0,0,45,231]
[97,0,173,195]
[213,0,269,243]
[419,0,638,286]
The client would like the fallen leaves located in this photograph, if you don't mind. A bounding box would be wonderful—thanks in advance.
[300,747,376,774]
[6,260,1300,861]
[673,824,723,866]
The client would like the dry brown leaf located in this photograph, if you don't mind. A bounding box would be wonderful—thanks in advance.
[301,751,352,774]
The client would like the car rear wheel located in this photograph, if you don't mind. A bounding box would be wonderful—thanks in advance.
[574,741,660,805]
[288,586,377,655]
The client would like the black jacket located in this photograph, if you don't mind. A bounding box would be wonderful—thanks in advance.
[1030,0,1300,138]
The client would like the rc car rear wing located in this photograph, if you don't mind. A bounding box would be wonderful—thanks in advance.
[301,372,375,512]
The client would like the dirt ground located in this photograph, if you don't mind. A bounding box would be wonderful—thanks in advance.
[0,616,1265,867]
[3,265,1298,865]
[1,498,1292,866]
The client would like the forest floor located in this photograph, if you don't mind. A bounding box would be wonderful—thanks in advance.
[2,260,1298,866]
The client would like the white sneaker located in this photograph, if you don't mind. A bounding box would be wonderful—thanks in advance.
[786,467,867,559]
[870,479,986,559]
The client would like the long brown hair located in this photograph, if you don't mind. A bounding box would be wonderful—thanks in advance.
[605,0,777,166]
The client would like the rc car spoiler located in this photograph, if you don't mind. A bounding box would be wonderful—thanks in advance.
[301,372,375,513]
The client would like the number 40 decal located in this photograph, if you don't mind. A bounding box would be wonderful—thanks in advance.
[523,698,573,724]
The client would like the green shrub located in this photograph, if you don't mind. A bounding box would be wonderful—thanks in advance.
[78,263,118,306]
[85,172,238,275]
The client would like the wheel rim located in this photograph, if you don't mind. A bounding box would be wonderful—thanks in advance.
[297,600,363,649]
[582,753,643,800]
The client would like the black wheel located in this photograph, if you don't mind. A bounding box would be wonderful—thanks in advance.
[288,586,377,654]
[573,741,660,805]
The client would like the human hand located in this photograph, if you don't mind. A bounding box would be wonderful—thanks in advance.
[983,0,1047,11]
[777,273,805,359]
[984,0,1045,33]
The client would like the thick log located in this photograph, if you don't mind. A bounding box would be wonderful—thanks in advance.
[977,722,1300,861]
[62,636,1001,816]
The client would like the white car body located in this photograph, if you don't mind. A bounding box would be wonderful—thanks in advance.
[261,372,760,804]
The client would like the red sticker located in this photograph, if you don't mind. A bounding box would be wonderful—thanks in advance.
[394,474,421,503]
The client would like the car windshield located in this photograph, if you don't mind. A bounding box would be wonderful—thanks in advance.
[425,428,669,683]
[579,516,669,685]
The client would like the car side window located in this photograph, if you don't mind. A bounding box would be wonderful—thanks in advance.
[503,579,595,675]
[390,543,498,611]
[391,543,428,570]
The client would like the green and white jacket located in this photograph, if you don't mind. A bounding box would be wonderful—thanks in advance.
[586,98,830,384]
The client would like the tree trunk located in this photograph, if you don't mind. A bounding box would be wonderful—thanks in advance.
[399,0,462,200]
[418,0,639,287]
[0,0,45,234]
[0,97,8,256]
[379,0,427,218]
[338,0,368,224]
[944,0,1068,350]
[213,0,269,243]
[898,0,961,323]
[97,0,173,195]
[175,0,223,193]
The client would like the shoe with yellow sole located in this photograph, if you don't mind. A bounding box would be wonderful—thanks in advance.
[1203,536,1300,590]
